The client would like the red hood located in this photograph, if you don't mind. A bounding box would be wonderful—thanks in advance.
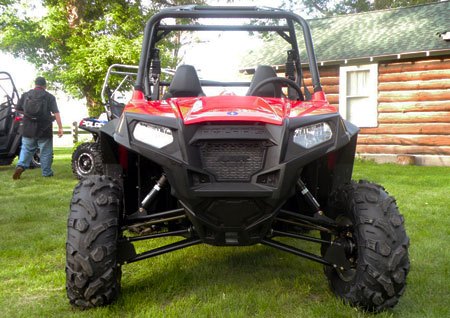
[125,90,337,125]
[174,95,285,125]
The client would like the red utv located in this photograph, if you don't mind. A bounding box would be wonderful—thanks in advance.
[71,64,137,178]
[66,6,409,312]
[0,71,40,168]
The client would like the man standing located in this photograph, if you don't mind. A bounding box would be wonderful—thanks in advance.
[12,76,63,179]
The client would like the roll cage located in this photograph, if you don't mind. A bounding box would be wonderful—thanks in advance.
[0,71,19,108]
[135,5,323,100]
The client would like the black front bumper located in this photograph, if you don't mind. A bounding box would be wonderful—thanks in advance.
[111,112,358,245]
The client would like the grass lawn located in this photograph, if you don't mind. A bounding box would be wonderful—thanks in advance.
[0,148,449,317]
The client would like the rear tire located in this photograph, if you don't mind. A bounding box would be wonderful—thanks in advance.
[29,149,41,169]
[322,180,410,312]
[71,142,104,179]
[66,175,123,309]
[0,157,14,166]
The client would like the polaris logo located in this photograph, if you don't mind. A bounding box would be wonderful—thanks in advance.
[81,121,106,128]
[217,155,250,163]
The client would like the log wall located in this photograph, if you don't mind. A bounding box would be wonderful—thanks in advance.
[298,57,450,164]
[303,67,340,106]
[360,57,450,158]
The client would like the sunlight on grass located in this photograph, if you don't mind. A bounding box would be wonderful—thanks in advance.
[0,150,449,317]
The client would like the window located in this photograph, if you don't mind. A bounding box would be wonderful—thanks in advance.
[339,64,378,127]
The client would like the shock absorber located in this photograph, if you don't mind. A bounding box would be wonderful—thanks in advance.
[151,48,161,79]
[296,179,332,222]
[150,48,161,100]
[139,174,167,213]
[285,50,297,100]
[296,179,321,212]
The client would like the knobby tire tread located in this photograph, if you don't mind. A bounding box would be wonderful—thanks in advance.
[66,175,122,309]
[324,180,410,312]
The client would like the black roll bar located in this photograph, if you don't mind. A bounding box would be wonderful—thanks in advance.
[157,24,291,32]
[135,6,322,96]
[0,71,20,107]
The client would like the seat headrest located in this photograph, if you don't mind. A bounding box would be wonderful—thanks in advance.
[247,65,281,98]
[166,65,204,98]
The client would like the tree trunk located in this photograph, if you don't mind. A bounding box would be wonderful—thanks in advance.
[85,91,104,118]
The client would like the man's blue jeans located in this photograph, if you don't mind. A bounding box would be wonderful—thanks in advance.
[17,137,54,176]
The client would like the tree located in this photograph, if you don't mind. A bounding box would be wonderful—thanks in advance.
[0,0,205,116]
[282,0,440,16]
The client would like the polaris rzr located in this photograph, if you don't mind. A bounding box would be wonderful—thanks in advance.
[66,6,410,312]
[0,71,40,168]
[71,64,137,178]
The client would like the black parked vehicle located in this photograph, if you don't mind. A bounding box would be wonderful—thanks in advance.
[71,64,137,178]
[0,72,40,168]
[66,6,410,312]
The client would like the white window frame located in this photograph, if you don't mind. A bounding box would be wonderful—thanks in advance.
[339,63,378,127]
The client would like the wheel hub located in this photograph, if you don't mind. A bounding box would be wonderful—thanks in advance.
[333,235,357,282]
[78,153,94,174]
[323,215,358,278]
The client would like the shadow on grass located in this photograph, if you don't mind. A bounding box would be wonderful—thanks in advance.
[118,242,329,307]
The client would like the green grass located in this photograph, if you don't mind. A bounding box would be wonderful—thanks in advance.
[0,149,449,318]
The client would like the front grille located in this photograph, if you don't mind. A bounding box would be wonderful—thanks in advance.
[198,141,266,181]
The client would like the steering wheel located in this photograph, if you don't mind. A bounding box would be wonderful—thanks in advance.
[248,77,304,101]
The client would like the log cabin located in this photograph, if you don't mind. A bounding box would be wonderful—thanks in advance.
[246,1,450,166]
[306,1,450,166]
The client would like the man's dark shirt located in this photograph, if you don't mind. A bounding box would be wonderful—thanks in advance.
[16,87,59,138]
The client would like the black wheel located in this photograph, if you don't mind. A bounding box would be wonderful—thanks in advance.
[0,157,14,166]
[29,149,41,169]
[71,142,104,179]
[66,175,123,309]
[322,180,410,312]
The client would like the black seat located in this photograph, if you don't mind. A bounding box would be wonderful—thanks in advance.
[164,65,204,98]
[246,65,281,98]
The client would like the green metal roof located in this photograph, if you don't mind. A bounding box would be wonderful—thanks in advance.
[307,1,450,64]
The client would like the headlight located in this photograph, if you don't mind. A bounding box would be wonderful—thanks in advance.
[293,122,332,149]
[133,122,173,148]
